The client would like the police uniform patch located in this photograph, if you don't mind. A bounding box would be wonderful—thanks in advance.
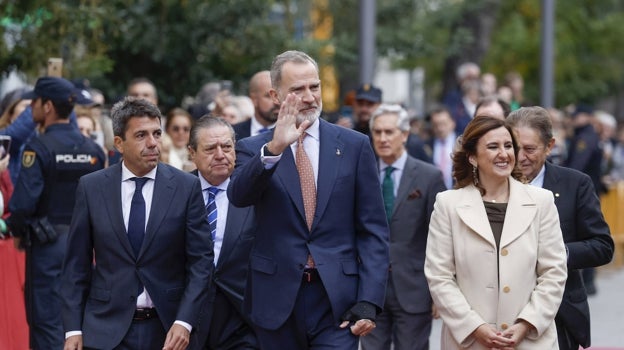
[576,140,587,151]
[22,151,36,168]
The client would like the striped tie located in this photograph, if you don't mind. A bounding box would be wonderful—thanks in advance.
[206,187,220,241]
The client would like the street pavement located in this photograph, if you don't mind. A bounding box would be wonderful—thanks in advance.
[426,266,624,349]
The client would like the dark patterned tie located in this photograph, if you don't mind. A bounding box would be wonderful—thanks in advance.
[296,133,316,231]
[296,133,317,268]
[128,177,148,295]
[382,167,395,223]
[206,187,220,241]
[128,177,149,257]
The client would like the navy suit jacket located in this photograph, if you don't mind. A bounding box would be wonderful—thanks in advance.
[387,155,446,314]
[543,162,614,347]
[233,119,252,141]
[61,162,214,349]
[227,119,390,330]
[191,171,256,348]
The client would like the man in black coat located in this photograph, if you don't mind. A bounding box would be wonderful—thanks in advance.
[509,106,614,350]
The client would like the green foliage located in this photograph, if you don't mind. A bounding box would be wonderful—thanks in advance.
[2,0,624,109]
[483,0,624,106]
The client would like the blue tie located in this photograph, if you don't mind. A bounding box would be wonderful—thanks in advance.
[382,167,395,223]
[206,187,220,241]
[128,177,149,257]
[258,127,269,133]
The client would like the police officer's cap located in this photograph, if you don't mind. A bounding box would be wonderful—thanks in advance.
[22,77,93,105]
[355,83,382,103]
[572,103,594,118]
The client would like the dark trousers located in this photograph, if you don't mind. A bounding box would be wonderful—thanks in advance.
[360,275,432,350]
[25,233,67,350]
[254,274,358,350]
[106,317,167,350]
[202,288,258,350]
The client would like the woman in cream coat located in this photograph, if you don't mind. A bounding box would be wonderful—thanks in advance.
[425,116,567,349]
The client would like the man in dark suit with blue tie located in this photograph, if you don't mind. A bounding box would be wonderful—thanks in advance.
[188,116,258,349]
[227,50,390,349]
[61,97,214,350]
[508,106,614,350]
[361,104,446,350]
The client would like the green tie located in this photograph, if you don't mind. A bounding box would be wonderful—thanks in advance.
[383,166,395,223]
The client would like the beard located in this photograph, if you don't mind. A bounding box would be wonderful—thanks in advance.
[258,106,278,123]
[296,101,322,126]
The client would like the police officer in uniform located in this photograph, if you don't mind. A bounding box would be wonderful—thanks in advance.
[7,77,105,349]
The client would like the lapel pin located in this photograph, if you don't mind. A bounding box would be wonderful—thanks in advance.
[555,193,560,197]
[336,149,341,156]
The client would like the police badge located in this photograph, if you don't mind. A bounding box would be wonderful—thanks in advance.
[22,150,36,168]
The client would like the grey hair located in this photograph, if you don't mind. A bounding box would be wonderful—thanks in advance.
[270,50,319,92]
[111,97,162,139]
[188,115,235,150]
[506,106,553,146]
[369,104,410,132]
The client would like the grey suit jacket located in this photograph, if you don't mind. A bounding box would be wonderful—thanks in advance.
[387,155,446,313]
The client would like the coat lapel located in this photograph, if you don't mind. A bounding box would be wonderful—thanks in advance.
[314,120,343,231]
[500,178,537,247]
[455,185,496,247]
[141,164,176,257]
[101,163,135,257]
[392,156,417,217]
[217,204,250,269]
[274,146,307,228]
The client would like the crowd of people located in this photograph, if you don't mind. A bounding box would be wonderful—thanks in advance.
[0,50,618,350]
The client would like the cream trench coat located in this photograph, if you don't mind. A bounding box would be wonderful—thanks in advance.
[425,178,567,349]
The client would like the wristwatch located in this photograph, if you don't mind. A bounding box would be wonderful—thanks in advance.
[263,144,278,157]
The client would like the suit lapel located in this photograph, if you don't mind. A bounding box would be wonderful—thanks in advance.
[500,178,537,247]
[141,164,176,257]
[314,120,343,231]
[274,146,307,227]
[102,163,135,257]
[542,162,561,195]
[393,156,417,216]
[217,205,251,269]
[455,186,496,247]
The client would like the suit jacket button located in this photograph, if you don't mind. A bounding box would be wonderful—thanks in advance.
[501,323,509,330]
[501,248,508,256]
[503,286,510,293]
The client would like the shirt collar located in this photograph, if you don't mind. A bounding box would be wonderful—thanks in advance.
[121,162,157,182]
[251,116,274,134]
[379,150,407,172]
[199,175,230,192]
[303,117,320,141]
[529,164,546,188]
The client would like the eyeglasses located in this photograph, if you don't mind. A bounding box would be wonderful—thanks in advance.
[171,125,190,133]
